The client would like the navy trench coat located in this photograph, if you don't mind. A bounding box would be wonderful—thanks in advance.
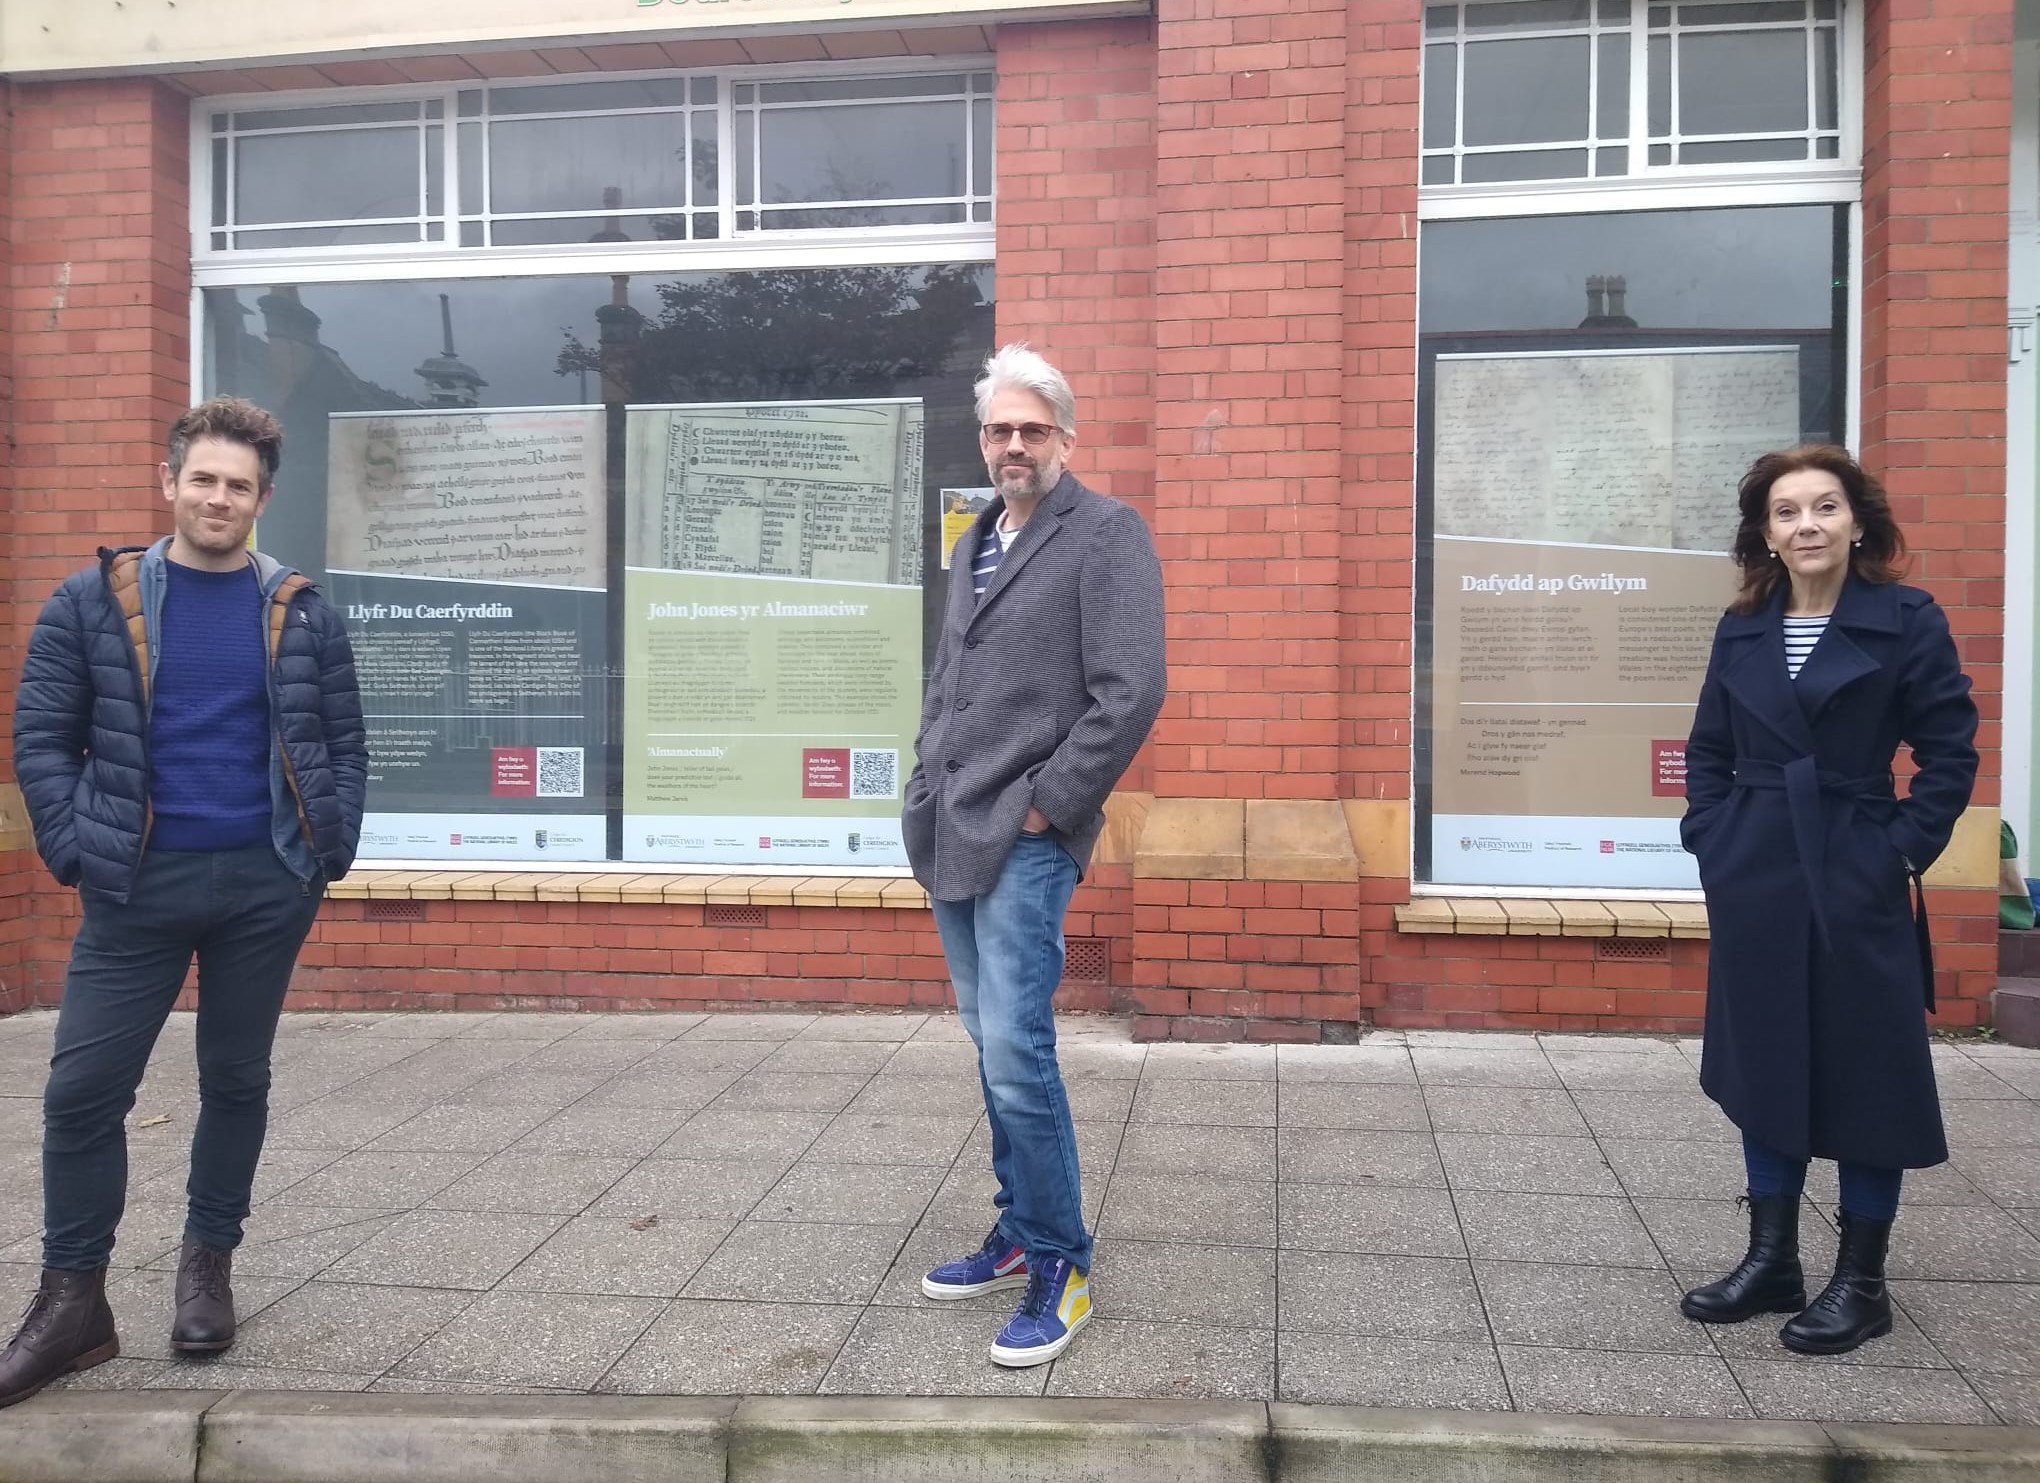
[1682,574,1977,1170]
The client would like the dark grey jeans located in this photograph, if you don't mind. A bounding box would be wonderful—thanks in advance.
[42,846,322,1270]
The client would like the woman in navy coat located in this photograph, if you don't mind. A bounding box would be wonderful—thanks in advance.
[1679,444,1977,1356]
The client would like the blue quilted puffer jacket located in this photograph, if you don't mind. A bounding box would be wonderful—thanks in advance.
[14,539,368,901]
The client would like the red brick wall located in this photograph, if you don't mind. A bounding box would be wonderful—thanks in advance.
[1854,0,2013,1023]
[0,82,27,1016]
[2,78,191,1009]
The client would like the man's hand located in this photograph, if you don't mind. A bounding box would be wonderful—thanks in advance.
[1023,806,1052,835]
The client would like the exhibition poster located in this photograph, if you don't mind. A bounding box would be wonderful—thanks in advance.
[326,407,609,861]
[1428,346,1800,889]
[621,400,924,867]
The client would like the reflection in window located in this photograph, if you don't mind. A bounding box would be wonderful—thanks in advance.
[201,267,994,865]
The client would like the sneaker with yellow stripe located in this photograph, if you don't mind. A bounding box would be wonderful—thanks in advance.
[988,1255,1091,1367]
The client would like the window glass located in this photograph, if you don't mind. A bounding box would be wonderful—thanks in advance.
[233,128,420,226]
[204,266,993,868]
[756,101,968,204]
[203,69,993,256]
[488,114,694,215]
[1461,37,1592,146]
[1421,0,1843,186]
[1676,30,1809,137]
[1415,206,1845,888]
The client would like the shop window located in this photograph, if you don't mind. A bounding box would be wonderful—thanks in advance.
[1413,205,1848,890]
[197,65,995,870]
[1421,0,1844,187]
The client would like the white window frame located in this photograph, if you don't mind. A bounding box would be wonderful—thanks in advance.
[1409,0,1865,900]
[189,55,998,290]
[1418,0,1863,218]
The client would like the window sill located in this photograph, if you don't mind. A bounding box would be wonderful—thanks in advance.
[326,869,929,909]
[1395,897,1708,939]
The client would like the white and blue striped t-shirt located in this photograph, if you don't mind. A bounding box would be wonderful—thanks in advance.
[972,521,1017,600]
[1783,613,1830,680]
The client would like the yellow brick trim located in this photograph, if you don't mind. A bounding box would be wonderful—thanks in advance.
[1926,805,1998,889]
[1134,798,1245,880]
[1245,799,1360,882]
[1395,897,1708,939]
[328,869,929,909]
[1341,798,1411,879]
[0,783,33,854]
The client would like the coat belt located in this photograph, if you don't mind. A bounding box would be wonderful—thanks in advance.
[1731,757,1935,1010]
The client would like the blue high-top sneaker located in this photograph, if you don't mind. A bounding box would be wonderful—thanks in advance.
[921,1227,1029,1300]
[988,1255,1091,1367]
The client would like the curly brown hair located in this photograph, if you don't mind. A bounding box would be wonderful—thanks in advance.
[166,397,284,493]
[1728,443,1905,614]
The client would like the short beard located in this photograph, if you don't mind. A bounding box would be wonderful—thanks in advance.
[989,456,1058,502]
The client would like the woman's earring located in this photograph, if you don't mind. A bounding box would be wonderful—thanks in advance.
[1852,538,1862,548]
[1768,548,1780,559]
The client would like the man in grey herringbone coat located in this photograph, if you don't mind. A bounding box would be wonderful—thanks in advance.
[902,345,1166,1369]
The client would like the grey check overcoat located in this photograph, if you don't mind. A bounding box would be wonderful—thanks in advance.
[903,471,1166,902]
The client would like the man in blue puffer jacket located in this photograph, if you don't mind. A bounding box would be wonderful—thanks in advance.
[2,397,365,1405]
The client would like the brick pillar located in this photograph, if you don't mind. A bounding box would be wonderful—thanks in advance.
[1117,0,1367,1037]
[1342,0,1423,1023]
[993,18,1159,989]
[1861,0,2012,1022]
[4,78,192,1006]
[0,80,26,1014]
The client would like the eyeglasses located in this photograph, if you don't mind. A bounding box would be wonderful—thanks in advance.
[980,422,1059,447]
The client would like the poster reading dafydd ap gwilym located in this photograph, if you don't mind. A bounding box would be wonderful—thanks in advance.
[622,400,923,867]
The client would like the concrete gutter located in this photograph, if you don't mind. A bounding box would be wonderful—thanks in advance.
[3,1391,2038,1483]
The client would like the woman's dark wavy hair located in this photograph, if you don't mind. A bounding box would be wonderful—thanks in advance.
[1729,443,1905,614]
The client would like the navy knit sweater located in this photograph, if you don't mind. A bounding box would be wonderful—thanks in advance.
[148,559,270,851]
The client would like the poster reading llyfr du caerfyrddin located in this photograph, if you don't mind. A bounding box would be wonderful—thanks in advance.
[621,400,923,867]
[326,407,609,862]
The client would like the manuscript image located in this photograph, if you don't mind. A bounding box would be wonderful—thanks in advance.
[624,401,924,585]
[328,408,605,587]
[1433,347,1801,553]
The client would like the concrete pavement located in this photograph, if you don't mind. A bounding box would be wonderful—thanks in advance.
[0,1006,2036,1473]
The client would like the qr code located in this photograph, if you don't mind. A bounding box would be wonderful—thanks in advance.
[536,747,584,799]
[849,748,899,800]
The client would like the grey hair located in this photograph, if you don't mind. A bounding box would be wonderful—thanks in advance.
[973,344,1077,436]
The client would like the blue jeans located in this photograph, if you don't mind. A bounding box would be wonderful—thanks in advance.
[1743,1133,1903,1223]
[42,847,323,1269]
[930,831,1091,1272]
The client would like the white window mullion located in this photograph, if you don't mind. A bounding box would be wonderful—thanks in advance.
[1629,0,1650,175]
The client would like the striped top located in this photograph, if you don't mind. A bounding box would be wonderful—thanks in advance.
[972,521,1016,600]
[1783,613,1830,680]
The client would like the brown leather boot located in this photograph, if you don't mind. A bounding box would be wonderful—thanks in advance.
[0,1267,119,1408]
[170,1236,235,1354]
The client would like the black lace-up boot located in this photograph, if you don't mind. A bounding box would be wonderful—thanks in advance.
[0,1267,118,1408]
[1679,1194,1806,1323]
[1780,1210,1893,1355]
[170,1236,236,1354]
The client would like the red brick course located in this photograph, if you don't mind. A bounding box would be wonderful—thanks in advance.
[0,10,2013,1037]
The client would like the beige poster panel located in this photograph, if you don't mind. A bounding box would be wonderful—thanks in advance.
[1426,345,1799,889]
[1433,539,1737,820]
